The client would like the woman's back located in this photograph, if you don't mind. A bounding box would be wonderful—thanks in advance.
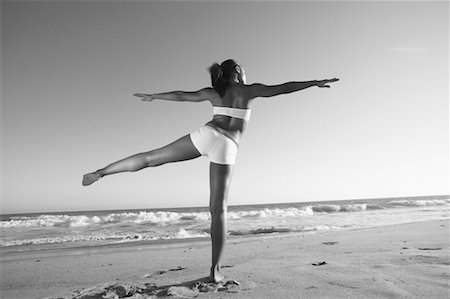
[207,84,251,138]
[217,85,250,108]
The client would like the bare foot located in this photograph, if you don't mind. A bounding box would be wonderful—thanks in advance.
[209,265,224,283]
[82,171,101,186]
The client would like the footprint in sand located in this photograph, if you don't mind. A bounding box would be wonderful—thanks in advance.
[144,266,187,278]
[418,247,442,250]
[322,242,338,245]
[221,265,234,268]
[312,261,327,266]
[168,266,187,271]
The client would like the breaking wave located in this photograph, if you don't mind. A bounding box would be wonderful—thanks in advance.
[0,211,210,229]
[228,225,346,236]
[388,199,450,207]
[310,203,383,213]
[0,203,389,229]
[0,224,350,246]
[0,228,209,247]
[2,197,448,248]
[2,199,447,230]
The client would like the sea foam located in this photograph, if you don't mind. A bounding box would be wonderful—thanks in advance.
[1,208,314,229]
[0,200,429,229]
[0,211,210,229]
[1,196,448,249]
[0,228,210,247]
[389,199,449,207]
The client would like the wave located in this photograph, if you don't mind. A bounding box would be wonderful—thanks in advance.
[309,203,383,213]
[0,211,211,229]
[388,199,450,207]
[0,208,314,229]
[228,225,348,236]
[1,223,350,246]
[229,227,294,236]
[0,228,209,247]
[228,207,314,219]
[0,204,386,229]
[2,199,445,229]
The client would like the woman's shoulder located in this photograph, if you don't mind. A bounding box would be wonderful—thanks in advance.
[201,87,219,95]
[198,87,221,104]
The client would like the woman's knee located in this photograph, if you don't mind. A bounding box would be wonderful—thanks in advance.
[142,150,165,168]
[210,197,227,216]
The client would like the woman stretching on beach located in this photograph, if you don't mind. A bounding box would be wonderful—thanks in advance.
[83,59,338,282]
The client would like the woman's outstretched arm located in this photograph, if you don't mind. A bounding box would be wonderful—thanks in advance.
[134,87,218,103]
[246,78,339,99]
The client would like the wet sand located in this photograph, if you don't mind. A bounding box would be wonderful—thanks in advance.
[1,220,449,298]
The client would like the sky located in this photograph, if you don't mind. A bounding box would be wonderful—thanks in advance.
[1,1,449,214]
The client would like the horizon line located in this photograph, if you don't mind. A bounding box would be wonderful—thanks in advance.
[1,194,448,217]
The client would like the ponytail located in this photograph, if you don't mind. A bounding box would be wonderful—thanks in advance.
[208,63,225,96]
[208,59,242,97]
[208,63,222,87]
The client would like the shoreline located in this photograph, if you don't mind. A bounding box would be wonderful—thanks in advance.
[1,218,444,261]
[1,219,449,298]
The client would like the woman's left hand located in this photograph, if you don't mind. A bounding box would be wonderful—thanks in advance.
[316,78,339,88]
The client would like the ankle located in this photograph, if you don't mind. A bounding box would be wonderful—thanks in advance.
[209,264,224,283]
[211,264,220,272]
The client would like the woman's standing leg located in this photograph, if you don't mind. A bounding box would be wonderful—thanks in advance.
[82,135,200,186]
[209,162,233,282]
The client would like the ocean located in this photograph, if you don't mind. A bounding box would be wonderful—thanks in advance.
[1,196,448,254]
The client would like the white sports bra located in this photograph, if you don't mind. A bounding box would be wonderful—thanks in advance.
[213,106,251,121]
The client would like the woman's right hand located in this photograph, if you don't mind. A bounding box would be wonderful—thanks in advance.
[133,93,155,102]
[316,78,339,88]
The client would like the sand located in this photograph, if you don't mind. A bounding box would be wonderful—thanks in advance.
[1,219,449,298]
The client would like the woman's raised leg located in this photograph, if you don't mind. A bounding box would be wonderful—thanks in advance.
[82,135,200,186]
[209,162,233,282]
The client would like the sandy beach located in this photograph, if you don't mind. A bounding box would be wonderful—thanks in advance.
[1,219,449,298]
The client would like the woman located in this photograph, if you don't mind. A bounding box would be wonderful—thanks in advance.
[83,59,338,282]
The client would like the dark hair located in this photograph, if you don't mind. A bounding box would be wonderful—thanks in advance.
[208,59,243,97]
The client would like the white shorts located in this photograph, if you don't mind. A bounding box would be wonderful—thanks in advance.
[190,126,238,165]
